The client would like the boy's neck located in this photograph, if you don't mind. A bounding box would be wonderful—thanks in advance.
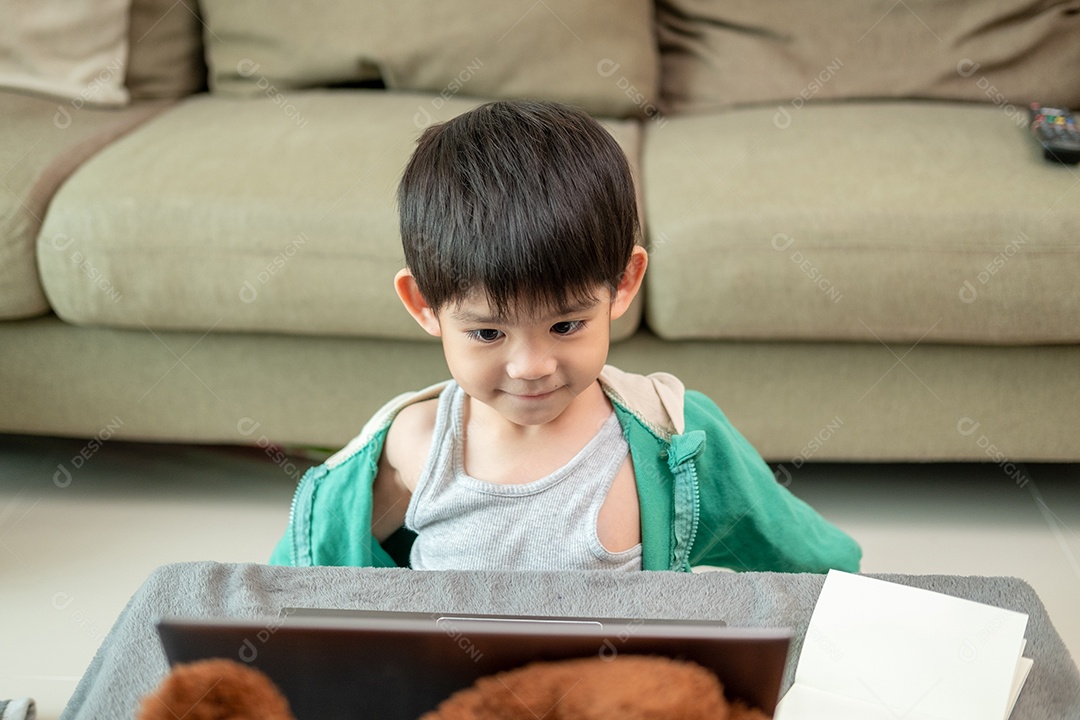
[465,379,612,441]
[459,379,615,485]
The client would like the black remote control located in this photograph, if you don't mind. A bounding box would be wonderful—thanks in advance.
[1029,103,1080,165]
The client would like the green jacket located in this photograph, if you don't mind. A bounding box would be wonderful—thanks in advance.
[269,366,861,572]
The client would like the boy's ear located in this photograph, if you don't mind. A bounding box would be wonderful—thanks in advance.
[394,269,442,337]
[610,245,648,321]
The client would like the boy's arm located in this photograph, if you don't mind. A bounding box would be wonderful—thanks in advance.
[371,429,412,542]
[266,440,394,567]
[266,390,438,567]
[371,398,437,541]
[685,391,862,573]
[266,426,412,567]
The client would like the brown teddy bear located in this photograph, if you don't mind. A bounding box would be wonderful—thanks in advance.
[420,655,770,720]
[140,655,770,720]
[139,659,293,720]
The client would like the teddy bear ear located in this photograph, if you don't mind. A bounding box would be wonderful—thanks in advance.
[138,658,295,720]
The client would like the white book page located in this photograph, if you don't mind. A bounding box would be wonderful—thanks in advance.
[1006,658,1033,719]
[777,571,1029,720]
[777,683,943,720]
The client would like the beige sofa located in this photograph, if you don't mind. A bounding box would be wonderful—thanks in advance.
[2,0,1078,462]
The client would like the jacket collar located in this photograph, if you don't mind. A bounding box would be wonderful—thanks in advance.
[598,365,685,438]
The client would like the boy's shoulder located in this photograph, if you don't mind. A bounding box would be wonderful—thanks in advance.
[388,394,440,429]
[324,380,450,470]
[382,393,441,492]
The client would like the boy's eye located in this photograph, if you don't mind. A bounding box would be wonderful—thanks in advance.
[468,328,503,343]
[551,320,585,336]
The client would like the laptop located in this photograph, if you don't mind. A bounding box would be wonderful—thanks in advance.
[157,610,791,719]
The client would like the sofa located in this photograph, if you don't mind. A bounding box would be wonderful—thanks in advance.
[2,0,1078,463]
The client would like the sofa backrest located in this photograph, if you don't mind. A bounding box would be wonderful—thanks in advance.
[656,0,1080,113]
[121,0,1080,115]
[8,1,1080,113]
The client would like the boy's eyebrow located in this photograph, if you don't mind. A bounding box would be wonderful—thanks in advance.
[451,298,599,325]
[449,308,502,325]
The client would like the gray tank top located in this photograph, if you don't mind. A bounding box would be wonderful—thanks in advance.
[404,382,642,571]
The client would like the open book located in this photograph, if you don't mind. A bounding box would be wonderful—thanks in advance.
[775,571,1032,720]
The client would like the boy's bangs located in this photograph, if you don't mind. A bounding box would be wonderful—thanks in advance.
[432,222,610,321]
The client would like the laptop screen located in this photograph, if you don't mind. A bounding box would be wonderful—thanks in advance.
[158,612,791,719]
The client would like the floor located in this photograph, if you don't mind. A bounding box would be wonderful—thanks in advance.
[0,434,1077,720]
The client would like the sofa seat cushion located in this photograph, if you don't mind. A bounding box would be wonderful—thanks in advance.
[0,91,169,320]
[643,101,1080,345]
[36,90,644,341]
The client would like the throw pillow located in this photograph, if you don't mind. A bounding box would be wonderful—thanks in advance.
[199,0,659,119]
[0,0,132,106]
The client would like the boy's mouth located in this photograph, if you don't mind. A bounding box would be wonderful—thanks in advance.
[506,388,557,400]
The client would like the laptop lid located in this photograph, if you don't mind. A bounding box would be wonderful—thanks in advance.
[157,612,791,719]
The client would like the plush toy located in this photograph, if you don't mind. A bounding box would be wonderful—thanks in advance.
[140,655,770,720]
[420,655,770,720]
[138,659,293,720]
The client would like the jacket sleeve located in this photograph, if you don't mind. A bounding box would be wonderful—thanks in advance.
[267,427,401,568]
[684,391,862,573]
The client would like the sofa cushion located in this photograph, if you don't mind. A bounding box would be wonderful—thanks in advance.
[0,0,132,106]
[36,91,644,341]
[200,0,659,120]
[0,91,168,320]
[125,0,206,100]
[657,0,1080,113]
[642,101,1080,345]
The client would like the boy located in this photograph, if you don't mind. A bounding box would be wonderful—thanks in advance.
[270,100,860,573]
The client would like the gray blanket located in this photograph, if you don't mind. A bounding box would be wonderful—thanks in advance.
[61,563,1080,719]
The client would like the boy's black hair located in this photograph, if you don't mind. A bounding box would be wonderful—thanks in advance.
[398,100,639,319]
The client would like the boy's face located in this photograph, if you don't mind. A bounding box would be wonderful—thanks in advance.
[434,292,614,427]
[395,246,648,428]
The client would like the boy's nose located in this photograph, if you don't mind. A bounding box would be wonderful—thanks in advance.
[505,340,557,380]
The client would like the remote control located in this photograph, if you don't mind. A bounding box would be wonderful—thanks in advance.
[1029,103,1080,164]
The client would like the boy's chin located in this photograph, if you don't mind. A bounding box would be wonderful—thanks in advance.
[474,389,577,428]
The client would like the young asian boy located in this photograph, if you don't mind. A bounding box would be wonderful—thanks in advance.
[269,100,861,573]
